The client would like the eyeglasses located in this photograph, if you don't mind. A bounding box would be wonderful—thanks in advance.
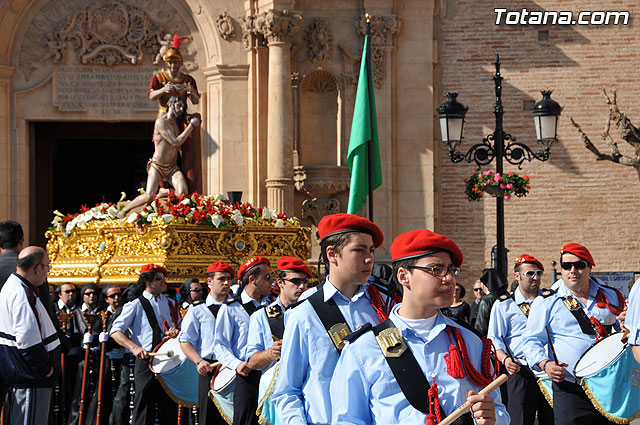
[519,270,544,278]
[190,287,203,293]
[561,260,588,271]
[263,274,272,281]
[84,291,96,297]
[106,293,120,299]
[153,274,165,281]
[63,289,77,294]
[407,265,462,278]
[473,288,484,292]
[285,277,310,286]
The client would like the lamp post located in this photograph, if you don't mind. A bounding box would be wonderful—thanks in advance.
[437,54,562,282]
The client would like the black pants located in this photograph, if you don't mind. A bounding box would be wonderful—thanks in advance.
[132,358,178,425]
[199,367,226,425]
[232,370,261,425]
[506,367,554,425]
[552,380,617,425]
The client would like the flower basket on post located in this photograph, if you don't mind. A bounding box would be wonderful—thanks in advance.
[464,169,530,201]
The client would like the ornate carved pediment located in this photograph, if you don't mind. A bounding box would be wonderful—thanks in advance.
[216,11,236,41]
[301,69,339,93]
[294,165,349,199]
[42,1,163,67]
[356,15,400,88]
[304,18,332,64]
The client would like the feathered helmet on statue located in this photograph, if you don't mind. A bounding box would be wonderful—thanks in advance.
[163,34,190,63]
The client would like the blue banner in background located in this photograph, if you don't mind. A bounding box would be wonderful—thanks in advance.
[591,272,636,298]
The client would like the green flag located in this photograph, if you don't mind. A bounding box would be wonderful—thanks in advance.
[347,34,382,215]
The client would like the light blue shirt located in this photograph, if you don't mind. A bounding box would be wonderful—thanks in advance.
[178,299,222,359]
[109,291,180,351]
[213,290,269,371]
[330,305,510,425]
[272,279,382,425]
[487,288,541,362]
[625,278,640,345]
[523,279,622,380]
[245,297,286,372]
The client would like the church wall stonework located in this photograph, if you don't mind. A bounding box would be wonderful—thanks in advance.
[437,0,640,286]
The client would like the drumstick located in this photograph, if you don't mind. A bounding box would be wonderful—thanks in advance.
[438,374,508,425]
[545,326,560,365]
[148,350,174,358]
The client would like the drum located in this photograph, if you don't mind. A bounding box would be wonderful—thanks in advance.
[209,363,236,425]
[256,362,281,425]
[149,337,199,407]
[533,370,553,408]
[574,331,640,423]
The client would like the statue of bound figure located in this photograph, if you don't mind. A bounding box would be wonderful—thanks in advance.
[118,95,200,218]
[148,34,202,194]
[119,34,202,218]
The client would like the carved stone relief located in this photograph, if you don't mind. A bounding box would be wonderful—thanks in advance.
[300,69,338,93]
[356,15,400,88]
[304,18,332,64]
[216,11,235,40]
[18,0,195,84]
[254,9,302,44]
[294,165,349,225]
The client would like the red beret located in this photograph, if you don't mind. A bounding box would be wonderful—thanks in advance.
[561,243,595,267]
[140,264,168,275]
[207,261,235,277]
[277,256,312,277]
[237,256,270,281]
[514,254,544,271]
[390,229,463,267]
[317,213,383,248]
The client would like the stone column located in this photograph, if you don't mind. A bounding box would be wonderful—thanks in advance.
[0,65,14,220]
[257,10,302,215]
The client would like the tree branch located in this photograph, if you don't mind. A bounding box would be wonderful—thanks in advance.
[571,117,639,166]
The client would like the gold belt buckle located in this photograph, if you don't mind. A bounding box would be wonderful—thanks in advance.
[328,323,351,351]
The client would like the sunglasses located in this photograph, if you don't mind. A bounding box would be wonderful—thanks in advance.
[63,289,77,294]
[190,287,203,293]
[561,260,588,271]
[106,293,120,299]
[519,270,544,278]
[84,291,97,296]
[473,288,483,292]
[153,274,165,281]
[407,265,462,278]
[285,277,310,286]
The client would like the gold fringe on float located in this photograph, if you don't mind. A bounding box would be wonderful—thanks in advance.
[256,362,280,425]
[580,379,640,424]
[155,375,198,408]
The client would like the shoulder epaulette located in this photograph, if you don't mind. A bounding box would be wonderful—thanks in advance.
[192,300,203,306]
[224,296,240,305]
[343,322,373,343]
[499,294,510,301]
[286,299,306,310]
[541,289,556,298]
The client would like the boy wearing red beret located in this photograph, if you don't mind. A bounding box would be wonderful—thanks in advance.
[272,213,391,425]
[487,254,554,425]
[523,243,625,425]
[110,264,181,425]
[330,229,509,425]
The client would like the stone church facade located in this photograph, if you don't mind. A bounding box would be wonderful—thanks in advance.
[1,0,639,284]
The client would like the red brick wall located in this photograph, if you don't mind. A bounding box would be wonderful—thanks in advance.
[435,0,640,294]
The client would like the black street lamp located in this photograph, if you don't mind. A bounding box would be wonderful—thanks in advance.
[437,54,562,282]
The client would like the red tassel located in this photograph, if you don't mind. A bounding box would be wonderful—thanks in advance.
[425,413,437,425]
[445,344,465,379]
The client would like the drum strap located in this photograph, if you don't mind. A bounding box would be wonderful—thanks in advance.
[560,296,596,336]
[308,289,351,352]
[138,296,163,348]
[372,319,472,425]
[265,305,285,340]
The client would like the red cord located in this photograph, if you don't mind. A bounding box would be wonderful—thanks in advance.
[595,288,624,316]
[445,327,498,387]
[367,285,391,322]
[589,316,608,342]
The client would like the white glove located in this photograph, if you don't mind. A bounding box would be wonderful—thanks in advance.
[83,333,93,346]
[99,332,109,343]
